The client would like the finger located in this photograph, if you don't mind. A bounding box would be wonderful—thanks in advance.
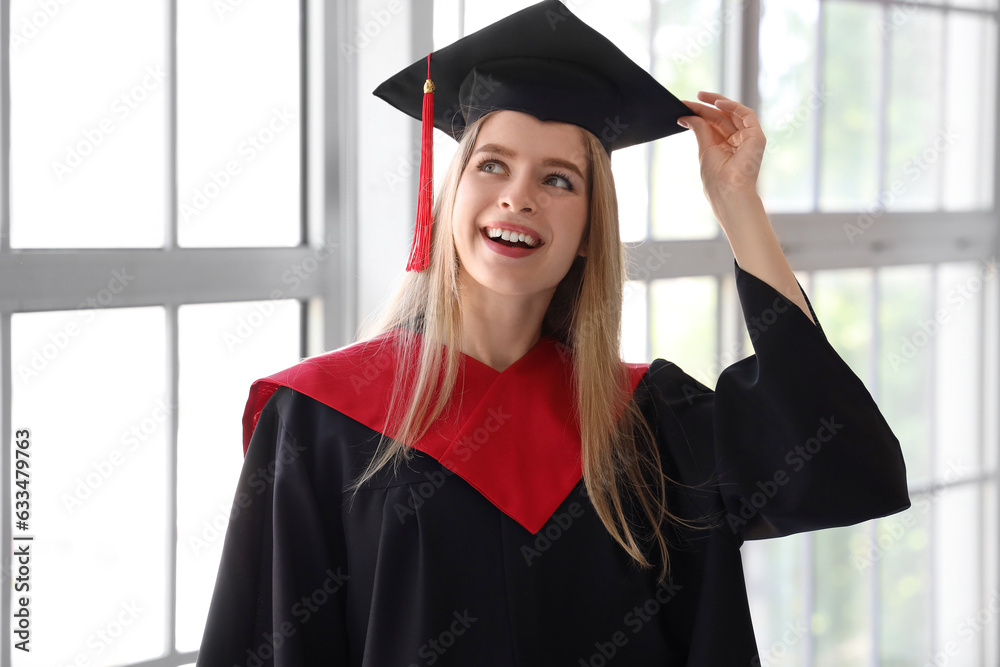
[681,99,739,137]
[676,115,724,156]
[703,94,762,132]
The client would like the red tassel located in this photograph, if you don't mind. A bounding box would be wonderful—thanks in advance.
[406,54,435,272]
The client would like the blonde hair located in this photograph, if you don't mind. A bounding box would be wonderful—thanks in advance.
[353,112,687,582]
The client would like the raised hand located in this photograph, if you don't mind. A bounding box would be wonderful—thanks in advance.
[677,91,766,203]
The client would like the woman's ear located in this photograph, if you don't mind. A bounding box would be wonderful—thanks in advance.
[577,238,588,257]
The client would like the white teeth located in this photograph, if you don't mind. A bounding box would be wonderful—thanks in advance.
[484,227,539,248]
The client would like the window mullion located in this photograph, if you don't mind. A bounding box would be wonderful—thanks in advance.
[927,263,940,656]
[1,0,10,255]
[811,2,825,212]
[165,303,179,658]
[166,0,178,251]
[876,4,889,208]
[869,267,881,667]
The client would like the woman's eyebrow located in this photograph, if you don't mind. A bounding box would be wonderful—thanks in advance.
[474,143,586,182]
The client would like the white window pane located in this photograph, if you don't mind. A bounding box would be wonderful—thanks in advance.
[810,269,873,386]
[463,1,534,33]
[984,482,999,664]
[885,9,945,211]
[433,0,462,44]
[11,308,167,666]
[614,144,651,243]
[177,0,300,247]
[743,535,810,667]
[652,0,722,240]
[176,300,302,651]
[943,13,996,211]
[576,0,653,71]
[933,485,983,665]
[651,131,718,240]
[819,2,881,211]
[655,0,722,90]
[813,525,873,665]
[10,0,167,248]
[650,276,718,386]
[985,273,999,474]
[622,279,648,362]
[758,0,821,211]
[878,265,933,483]
[934,262,984,479]
[877,501,931,664]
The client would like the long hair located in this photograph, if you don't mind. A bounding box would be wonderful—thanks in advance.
[352,112,685,582]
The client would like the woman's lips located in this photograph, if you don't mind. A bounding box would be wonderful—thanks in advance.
[480,227,542,258]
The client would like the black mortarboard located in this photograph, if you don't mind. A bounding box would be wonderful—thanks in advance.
[373,0,692,271]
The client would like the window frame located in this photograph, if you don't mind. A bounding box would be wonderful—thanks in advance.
[0,0,997,664]
[0,0,357,664]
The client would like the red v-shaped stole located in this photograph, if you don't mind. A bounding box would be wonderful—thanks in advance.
[243,331,651,534]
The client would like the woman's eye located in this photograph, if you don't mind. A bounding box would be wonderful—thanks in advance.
[479,160,504,174]
[544,174,573,190]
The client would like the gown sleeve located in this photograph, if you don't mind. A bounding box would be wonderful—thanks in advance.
[196,387,351,666]
[643,262,911,544]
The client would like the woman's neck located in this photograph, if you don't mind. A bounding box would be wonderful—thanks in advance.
[457,273,555,372]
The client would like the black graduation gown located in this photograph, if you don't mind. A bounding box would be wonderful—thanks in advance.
[195,266,910,666]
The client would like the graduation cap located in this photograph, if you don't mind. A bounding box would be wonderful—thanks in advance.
[373,0,692,271]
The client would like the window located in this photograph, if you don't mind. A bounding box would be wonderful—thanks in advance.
[1,1,326,665]
[3,0,996,664]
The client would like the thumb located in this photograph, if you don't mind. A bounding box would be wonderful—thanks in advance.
[676,116,714,153]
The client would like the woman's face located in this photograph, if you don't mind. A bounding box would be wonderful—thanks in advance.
[452,110,590,300]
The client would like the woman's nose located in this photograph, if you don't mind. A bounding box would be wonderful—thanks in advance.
[499,176,536,213]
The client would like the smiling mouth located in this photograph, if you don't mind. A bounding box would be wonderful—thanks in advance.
[481,227,541,249]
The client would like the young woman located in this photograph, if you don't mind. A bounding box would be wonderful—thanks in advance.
[197,2,910,665]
